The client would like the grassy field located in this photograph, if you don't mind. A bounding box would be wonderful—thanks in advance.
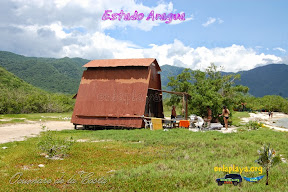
[231,111,250,126]
[0,112,72,124]
[0,111,249,127]
[1,124,288,191]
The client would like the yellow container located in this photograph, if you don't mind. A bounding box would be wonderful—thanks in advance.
[151,118,163,130]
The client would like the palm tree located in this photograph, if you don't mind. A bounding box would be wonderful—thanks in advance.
[255,144,281,185]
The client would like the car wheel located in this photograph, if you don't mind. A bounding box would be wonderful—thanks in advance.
[218,181,223,186]
[233,181,238,186]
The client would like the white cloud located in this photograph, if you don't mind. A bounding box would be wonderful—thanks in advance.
[217,18,224,24]
[202,17,223,27]
[0,0,285,73]
[273,47,286,53]
[0,19,284,72]
[0,0,192,57]
[99,3,191,31]
[152,42,282,72]
[202,17,216,27]
[281,55,288,64]
[170,13,194,25]
[118,41,281,72]
[62,36,284,72]
[4,0,187,33]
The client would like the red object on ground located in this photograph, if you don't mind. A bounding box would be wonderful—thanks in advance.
[179,120,190,128]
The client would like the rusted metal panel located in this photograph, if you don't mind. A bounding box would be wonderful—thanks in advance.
[71,58,163,128]
[71,116,143,128]
[83,58,161,71]
[74,68,149,117]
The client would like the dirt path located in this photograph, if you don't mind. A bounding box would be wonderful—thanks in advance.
[0,121,74,144]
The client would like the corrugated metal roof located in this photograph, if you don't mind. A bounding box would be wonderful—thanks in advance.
[83,58,161,71]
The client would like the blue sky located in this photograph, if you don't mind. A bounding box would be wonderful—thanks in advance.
[108,0,288,54]
[0,0,287,72]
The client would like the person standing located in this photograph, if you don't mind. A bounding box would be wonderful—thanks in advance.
[171,106,176,119]
[219,106,230,130]
[206,106,212,128]
[171,106,177,127]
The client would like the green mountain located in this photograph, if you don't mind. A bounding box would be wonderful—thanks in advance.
[0,65,40,93]
[0,51,89,94]
[161,64,288,97]
[0,66,74,114]
[1,51,288,97]
[236,64,288,97]
[160,65,186,89]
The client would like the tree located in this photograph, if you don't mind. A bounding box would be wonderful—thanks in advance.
[244,95,288,113]
[255,144,281,185]
[167,63,249,119]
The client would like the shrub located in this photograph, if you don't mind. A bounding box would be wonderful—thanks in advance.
[255,144,281,185]
[245,120,263,130]
[37,125,74,158]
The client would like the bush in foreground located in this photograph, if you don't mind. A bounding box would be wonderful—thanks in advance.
[37,125,74,158]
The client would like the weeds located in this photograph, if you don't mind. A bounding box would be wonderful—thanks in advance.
[255,143,281,185]
[37,125,74,158]
[245,120,263,130]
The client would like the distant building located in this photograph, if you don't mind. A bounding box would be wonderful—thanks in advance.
[71,58,164,128]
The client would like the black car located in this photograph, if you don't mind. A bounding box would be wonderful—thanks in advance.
[216,174,242,186]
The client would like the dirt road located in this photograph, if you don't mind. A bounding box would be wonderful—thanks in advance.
[0,121,74,144]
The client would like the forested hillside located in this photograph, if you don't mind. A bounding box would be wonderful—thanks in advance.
[0,66,74,114]
[0,51,88,94]
[160,65,185,89]
[1,51,288,97]
[236,64,288,97]
[161,64,288,97]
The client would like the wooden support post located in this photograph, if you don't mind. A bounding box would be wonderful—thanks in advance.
[183,94,188,120]
[185,94,188,120]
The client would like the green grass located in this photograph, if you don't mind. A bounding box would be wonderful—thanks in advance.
[231,112,250,126]
[0,118,26,124]
[1,127,288,191]
[0,112,72,124]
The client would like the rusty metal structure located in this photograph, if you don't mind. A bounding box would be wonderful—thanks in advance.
[71,58,164,128]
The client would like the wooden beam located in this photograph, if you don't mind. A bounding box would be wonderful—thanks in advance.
[148,88,190,96]
[149,88,190,120]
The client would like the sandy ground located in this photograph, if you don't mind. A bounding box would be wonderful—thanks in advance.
[188,112,288,133]
[189,127,238,133]
[241,112,288,132]
[0,121,74,144]
[188,126,238,133]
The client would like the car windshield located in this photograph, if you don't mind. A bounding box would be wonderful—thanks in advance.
[225,174,239,178]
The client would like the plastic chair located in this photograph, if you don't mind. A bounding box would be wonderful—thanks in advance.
[143,118,153,130]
